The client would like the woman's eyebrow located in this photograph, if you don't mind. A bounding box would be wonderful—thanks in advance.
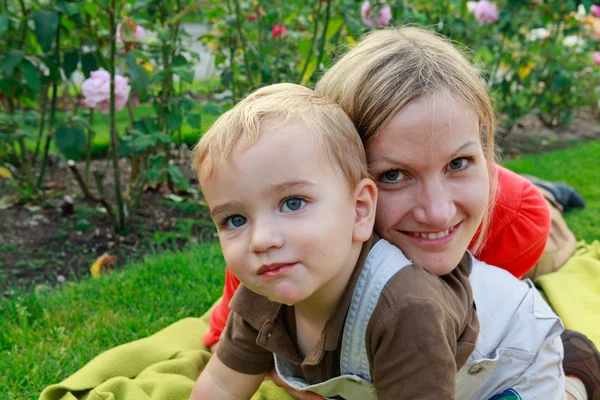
[449,140,479,159]
[368,140,480,168]
[367,156,408,169]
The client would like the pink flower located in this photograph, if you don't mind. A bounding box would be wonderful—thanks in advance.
[592,5,600,18]
[467,0,499,25]
[81,70,131,114]
[593,52,600,66]
[272,25,287,39]
[116,23,145,44]
[361,1,392,28]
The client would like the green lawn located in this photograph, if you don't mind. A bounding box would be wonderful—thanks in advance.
[0,242,225,399]
[1,140,599,398]
[503,140,600,243]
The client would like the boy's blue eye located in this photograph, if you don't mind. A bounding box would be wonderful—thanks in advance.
[282,197,305,213]
[226,215,247,229]
[448,157,469,171]
[382,169,404,183]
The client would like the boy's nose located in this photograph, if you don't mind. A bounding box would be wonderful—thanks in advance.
[412,180,457,227]
[249,218,284,253]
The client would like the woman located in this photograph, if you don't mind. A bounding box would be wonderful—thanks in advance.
[207,27,599,399]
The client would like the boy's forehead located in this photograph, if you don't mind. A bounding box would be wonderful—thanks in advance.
[199,124,347,194]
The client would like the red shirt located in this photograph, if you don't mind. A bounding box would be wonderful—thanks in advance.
[204,165,551,347]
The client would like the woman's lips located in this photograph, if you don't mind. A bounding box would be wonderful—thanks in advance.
[400,221,462,245]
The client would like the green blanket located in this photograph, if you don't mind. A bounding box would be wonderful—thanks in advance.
[41,242,600,399]
[39,306,293,400]
[536,241,600,347]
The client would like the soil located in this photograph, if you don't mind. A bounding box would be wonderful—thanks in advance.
[1,111,600,295]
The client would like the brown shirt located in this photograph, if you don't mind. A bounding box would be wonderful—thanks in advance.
[217,237,479,399]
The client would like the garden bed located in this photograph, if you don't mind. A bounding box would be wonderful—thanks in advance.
[1,111,600,295]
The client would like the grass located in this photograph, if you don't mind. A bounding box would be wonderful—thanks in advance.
[0,241,225,399]
[503,140,600,243]
[1,140,598,399]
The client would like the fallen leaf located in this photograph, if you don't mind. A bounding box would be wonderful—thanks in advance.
[166,194,184,203]
[0,195,17,210]
[90,253,117,278]
[41,182,68,190]
[0,166,12,179]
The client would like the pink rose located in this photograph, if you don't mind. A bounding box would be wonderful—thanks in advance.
[116,23,145,44]
[592,5,600,18]
[361,1,392,28]
[593,52,600,66]
[467,0,499,25]
[81,70,131,114]
[272,25,287,39]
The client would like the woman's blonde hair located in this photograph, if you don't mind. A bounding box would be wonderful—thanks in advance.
[316,26,497,254]
[192,83,368,188]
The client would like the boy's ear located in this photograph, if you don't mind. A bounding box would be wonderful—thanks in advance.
[352,178,377,242]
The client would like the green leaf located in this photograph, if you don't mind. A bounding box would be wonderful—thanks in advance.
[0,77,22,95]
[166,164,189,190]
[33,10,60,53]
[55,124,86,160]
[63,50,79,79]
[0,13,9,37]
[70,115,94,132]
[187,113,201,129]
[81,52,97,78]
[172,66,194,83]
[172,54,189,67]
[201,101,224,116]
[21,59,41,92]
[118,133,157,157]
[1,50,25,75]
[125,53,149,97]
[153,132,172,144]
[95,49,108,71]
[168,114,183,132]
[149,154,164,170]
[82,2,99,18]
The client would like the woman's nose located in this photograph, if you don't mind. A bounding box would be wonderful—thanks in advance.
[249,217,284,253]
[412,180,457,227]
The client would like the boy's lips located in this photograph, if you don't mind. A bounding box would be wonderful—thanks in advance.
[257,262,297,277]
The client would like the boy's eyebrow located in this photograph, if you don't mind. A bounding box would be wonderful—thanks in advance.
[261,179,316,197]
[209,180,316,218]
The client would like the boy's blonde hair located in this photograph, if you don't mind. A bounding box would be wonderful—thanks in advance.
[315,27,497,254]
[192,83,368,188]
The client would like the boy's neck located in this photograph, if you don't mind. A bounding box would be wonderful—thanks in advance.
[293,241,364,328]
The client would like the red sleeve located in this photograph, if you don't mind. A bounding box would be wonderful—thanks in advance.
[203,267,241,348]
[469,165,551,279]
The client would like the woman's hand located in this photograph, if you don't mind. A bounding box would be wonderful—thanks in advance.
[268,368,325,400]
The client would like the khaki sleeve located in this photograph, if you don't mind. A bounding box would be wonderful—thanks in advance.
[216,310,274,375]
[368,298,458,400]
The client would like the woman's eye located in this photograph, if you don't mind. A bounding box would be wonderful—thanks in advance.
[448,157,470,171]
[381,169,404,183]
[225,215,247,229]
[281,197,305,213]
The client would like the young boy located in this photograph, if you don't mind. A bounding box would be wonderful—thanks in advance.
[190,83,479,399]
